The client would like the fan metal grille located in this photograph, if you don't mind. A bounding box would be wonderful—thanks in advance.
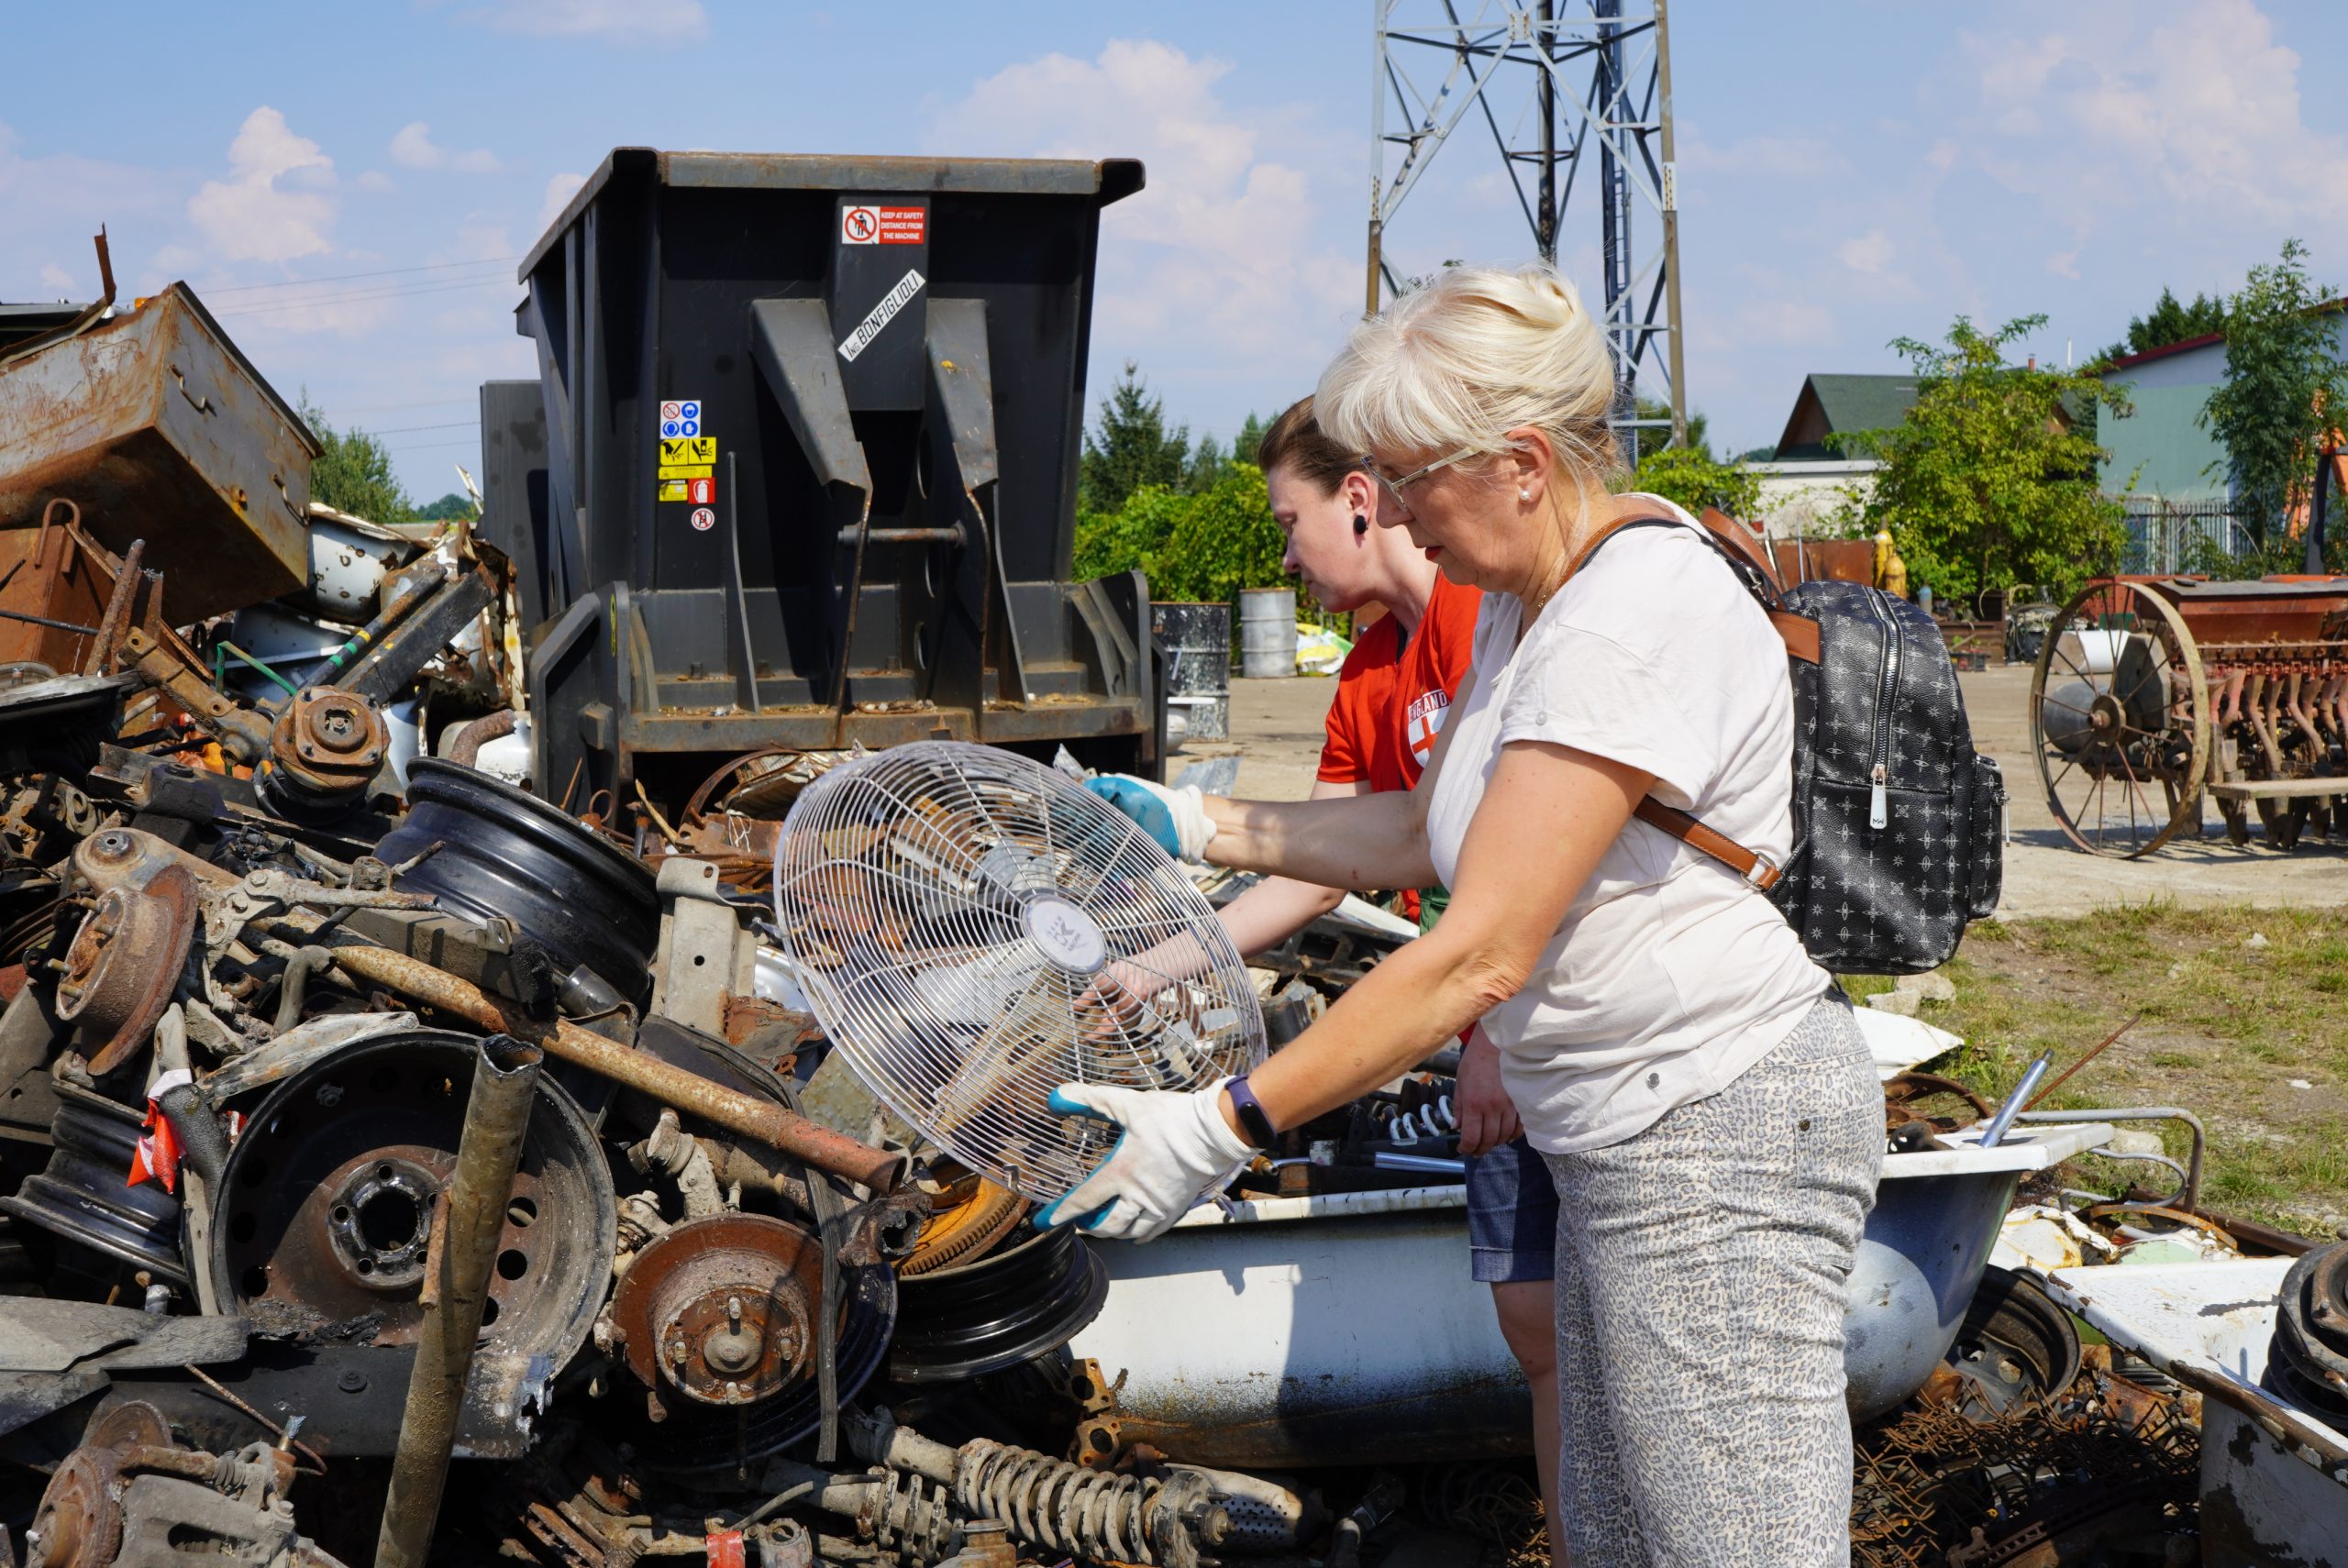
[771,743,1266,1202]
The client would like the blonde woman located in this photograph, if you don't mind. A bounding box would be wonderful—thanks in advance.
[1056,265,1879,1566]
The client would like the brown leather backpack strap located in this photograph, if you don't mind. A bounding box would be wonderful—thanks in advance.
[1632,798,1784,891]
[1699,507,1782,591]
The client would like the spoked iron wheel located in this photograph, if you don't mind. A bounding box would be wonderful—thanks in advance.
[2031,581,2209,857]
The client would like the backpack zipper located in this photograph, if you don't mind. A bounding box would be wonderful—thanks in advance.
[1864,591,1900,829]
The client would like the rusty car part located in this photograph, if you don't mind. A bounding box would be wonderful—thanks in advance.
[122,625,275,763]
[849,1410,1231,1568]
[0,282,317,625]
[257,686,389,819]
[601,1205,909,1471]
[899,1173,1026,1276]
[0,772,100,867]
[2266,1240,2348,1425]
[27,1398,348,1568]
[607,1212,825,1412]
[0,1081,189,1285]
[52,866,197,1077]
[315,939,909,1193]
[377,1036,542,1568]
[211,1031,612,1382]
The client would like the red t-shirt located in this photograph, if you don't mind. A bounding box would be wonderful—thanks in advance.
[1317,576,1482,914]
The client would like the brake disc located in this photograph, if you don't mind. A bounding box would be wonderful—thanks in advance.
[210,1030,614,1373]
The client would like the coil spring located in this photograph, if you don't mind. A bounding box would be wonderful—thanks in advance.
[953,1440,1202,1568]
[1375,1087,1459,1144]
[865,1469,957,1567]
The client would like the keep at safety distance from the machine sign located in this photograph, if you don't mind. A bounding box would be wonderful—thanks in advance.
[840,205,925,246]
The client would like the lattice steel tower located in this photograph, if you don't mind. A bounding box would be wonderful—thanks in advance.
[1368,0,1686,459]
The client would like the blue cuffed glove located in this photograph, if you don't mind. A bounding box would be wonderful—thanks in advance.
[1082,775,1216,862]
[1035,1078,1255,1242]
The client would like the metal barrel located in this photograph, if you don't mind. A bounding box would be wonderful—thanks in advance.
[1239,587,1298,679]
[1153,602,1229,742]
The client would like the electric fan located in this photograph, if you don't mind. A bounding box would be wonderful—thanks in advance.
[770,742,1267,1203]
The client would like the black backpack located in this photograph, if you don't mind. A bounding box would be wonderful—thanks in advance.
[1572,514,2004,975]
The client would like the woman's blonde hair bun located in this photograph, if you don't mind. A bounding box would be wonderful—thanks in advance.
[1313,263,1623,483]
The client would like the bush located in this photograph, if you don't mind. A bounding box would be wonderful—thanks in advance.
[1072,463,1295,608]
[1621,444,1761,521]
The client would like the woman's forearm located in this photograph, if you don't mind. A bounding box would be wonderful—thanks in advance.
[1202,790,1435,891]
[1242,926,1504,1129]
[1218,875,1347,957]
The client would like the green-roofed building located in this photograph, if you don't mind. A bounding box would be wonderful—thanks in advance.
[1770,373,1922,460]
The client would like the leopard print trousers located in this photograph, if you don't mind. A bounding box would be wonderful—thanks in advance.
[1540,992,1880,1567]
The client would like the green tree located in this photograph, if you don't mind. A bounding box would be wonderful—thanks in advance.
[2094,284,2228,366]
[1633,397,1710,458]
[1080,361,1190,513]
[1230,411,1268,469]
[1833,315,2127,603]
[1182,434,1227,493]
[1621,444,1760,520]
[2199,237,2348,569]
[1146,463,1290,603]
[298,395,416,524]
[415,491,475,521]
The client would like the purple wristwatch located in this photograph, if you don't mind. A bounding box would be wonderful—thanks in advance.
[1224,1075,1279,1150]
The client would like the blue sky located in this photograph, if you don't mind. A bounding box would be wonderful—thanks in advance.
[7,0,2346,499]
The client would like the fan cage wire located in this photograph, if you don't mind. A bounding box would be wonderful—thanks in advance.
[770,743,1268,1202]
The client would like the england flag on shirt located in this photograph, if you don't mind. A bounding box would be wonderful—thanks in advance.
[1406,687,1450,767]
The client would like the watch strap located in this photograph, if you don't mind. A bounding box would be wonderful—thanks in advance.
[1224,1075,1278,1150]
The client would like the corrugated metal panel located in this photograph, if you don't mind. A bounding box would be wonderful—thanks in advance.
[2099,382,2228,502]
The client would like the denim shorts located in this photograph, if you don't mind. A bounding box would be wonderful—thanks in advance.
[1465,1134,1558,1283]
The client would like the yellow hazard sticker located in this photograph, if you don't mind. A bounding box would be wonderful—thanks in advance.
[657,480,689,502]
[659,436,716,467]
[656,465,713,481]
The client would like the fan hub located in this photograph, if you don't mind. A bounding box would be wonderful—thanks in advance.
[1023,895,1107,975]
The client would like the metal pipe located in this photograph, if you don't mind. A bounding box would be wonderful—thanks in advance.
[0,606,101,636]
[448,707,518,767]
[320,938,907,1192]
[2013,1106,2206,1211]
[1656,0,1689,447]
[1976,1053,2051,1148]
[1370,1152,1466,1175]
[377,1035,542,1568]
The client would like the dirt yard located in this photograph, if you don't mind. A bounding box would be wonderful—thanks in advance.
[1192,667,2348,1232]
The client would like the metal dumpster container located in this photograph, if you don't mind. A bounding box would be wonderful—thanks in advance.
[0,285,316,624]
[496,148,1161,803]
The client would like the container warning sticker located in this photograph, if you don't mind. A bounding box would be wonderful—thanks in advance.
[658,479,689,502]
[841,206,925,246]
[838,269,925,362]
[658,436,717,480]
[658,398,703,438]
[690,507,716,532]
[687,477,715,505]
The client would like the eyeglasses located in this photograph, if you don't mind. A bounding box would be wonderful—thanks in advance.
[1358,447,1479,524]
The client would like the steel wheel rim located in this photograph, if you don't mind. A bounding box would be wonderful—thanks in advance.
[2031,580,2208,858]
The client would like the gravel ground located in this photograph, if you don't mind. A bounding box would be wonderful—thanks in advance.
[1194,666,2348,918]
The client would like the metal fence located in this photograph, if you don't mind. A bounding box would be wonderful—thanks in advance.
[2116,498,2261,575]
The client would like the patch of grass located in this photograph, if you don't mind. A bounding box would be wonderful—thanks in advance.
[1899,903,2348,1232]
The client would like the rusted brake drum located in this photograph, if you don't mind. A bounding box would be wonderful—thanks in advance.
[210,1030,614,1368]
[601,1209,900,1470]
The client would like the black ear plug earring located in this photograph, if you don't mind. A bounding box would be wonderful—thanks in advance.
[1353,514,1369,536]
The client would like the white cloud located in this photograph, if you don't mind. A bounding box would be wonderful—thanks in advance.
[37,263,76,294]
[923,40,1356,390]
[457,0,706,42]
[1838,231,1895,275]
[187,106,337,263]
[353,170,396,193]
[535,172,588,237]
[1956,1,2348,254]
[388,122,501,174]
[1678,127,1851,182]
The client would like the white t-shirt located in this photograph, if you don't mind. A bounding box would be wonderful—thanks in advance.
[1424,497,1832,1154]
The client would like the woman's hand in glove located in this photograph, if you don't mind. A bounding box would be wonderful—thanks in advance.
[1082,775,1216,862]
[1034,1078,1255,1242]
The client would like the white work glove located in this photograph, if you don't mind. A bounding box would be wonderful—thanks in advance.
[1082,775,1217,862]
[1035,1077,1254,1242]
